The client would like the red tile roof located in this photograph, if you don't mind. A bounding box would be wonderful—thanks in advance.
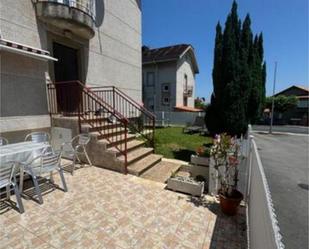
[174,106,203,112]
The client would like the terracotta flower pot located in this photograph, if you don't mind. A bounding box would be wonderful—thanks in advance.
[219,189,243,216]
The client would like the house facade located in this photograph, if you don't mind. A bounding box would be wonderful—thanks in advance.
[273,85,309,126]
[0,0,142,139]
[142,44,199,113]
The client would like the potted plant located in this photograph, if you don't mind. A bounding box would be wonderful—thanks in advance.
[191,146,211,166]
[211,133,243,216]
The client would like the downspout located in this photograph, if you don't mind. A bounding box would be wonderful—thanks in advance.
[153,59,158,112]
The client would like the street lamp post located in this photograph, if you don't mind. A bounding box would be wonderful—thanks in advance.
[269,62,278,134]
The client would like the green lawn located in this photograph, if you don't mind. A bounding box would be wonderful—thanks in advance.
[154,127,212,162]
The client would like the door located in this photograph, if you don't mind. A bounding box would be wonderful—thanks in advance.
[53,42,81,115]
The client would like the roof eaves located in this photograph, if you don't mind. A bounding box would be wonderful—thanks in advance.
[142,58,178,65]
[179,46,199,74]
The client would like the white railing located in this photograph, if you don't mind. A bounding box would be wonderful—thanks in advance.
[246,127,285,249]
[37,0,96,20]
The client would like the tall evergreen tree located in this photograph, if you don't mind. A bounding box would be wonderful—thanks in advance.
[206,23,224,133]
[206,1,266,136]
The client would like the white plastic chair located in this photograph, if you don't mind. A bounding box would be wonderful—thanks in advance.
[25,132,50,143]
[0,162,24,213]
[0,136,9,146]
[22,151,67,204]
[61,134,92,175]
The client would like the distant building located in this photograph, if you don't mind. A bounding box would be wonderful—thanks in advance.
[274,85,309,126]
[142,44,200,112]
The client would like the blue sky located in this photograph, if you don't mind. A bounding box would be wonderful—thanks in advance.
[142,0,308,101]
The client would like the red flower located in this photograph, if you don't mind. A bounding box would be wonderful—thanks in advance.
[228,156,239,166]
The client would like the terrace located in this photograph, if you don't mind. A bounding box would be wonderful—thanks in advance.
[1,165,246,249]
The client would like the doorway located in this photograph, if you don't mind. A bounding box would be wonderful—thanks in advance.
[53,42,81,115]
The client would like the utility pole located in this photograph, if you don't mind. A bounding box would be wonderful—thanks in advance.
[269,61,278,134]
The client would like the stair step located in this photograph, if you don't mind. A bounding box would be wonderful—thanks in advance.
[81,117,108,123]
[82,123,122,131]
[108,140,146,155]
[118,147,153,165]
[127,154,163,176]
[90,128,126,139]
[141,161,182,183]
[97,133,136,146]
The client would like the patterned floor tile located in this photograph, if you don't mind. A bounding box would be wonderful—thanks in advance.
[0,223,53,249]
[109,223,145,248]
[0,165,247,249]
[35,222,101,249]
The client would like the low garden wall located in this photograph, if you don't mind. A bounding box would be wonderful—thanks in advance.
[154,111,204,126]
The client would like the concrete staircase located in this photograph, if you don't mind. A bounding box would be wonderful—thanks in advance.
[48,82,179,181]
[77,116,165,176]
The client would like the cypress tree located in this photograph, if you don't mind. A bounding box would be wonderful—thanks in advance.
[212,22,223,96]
[240,14,253,122]
[206,1,266,136]
[206,22,223,133]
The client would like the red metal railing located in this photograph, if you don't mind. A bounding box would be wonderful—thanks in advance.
[47,81,156,172]
[47,81,128,172]
[89,86,155,147]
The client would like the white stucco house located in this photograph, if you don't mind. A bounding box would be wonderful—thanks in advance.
[142,44,199,112]
[0,0,168,175]
[0,0,142,140]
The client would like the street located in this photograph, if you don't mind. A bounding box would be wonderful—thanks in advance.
[253,132,309,249]
[253,125,309,135]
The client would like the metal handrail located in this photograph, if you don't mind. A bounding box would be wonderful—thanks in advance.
[47,81,128,172]
[52,81,128,122]
[89,85,155,146]
[89,86,156,119]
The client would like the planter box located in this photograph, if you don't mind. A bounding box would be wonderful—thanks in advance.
[191,155,209,166]
[180,164,209,183]
[167,176,204,197]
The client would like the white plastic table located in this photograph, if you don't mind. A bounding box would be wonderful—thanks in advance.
[0,141,50,192]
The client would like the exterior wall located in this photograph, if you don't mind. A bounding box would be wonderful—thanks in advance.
[0,52,49,117]
[86,0,142,102]
[0,0,142,132]
[0,0,50,132]
[176,55,196,108]
[142,62,177,112]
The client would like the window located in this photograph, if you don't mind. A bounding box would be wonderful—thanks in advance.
[147,72,155,86]
[184,74,188,90]
[162,83,170,93]
[298,99,309,108]
[147,98,154,111]
[162,97,170,105]
[183,96,188,106]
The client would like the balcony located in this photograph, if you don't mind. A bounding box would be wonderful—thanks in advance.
[34,0,95,39]
[183,85,193,97]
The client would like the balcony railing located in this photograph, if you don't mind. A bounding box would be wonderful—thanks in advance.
[183,85,193,97]
[37,0,96,20]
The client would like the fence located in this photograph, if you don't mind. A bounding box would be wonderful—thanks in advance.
[246,129,285,249]
[154,111,204,126]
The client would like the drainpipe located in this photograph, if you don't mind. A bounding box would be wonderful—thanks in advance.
[153,59,158,113]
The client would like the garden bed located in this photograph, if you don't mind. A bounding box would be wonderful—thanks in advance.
[154,127,212,161]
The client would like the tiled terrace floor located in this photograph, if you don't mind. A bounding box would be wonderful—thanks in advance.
[0,166,246,249]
